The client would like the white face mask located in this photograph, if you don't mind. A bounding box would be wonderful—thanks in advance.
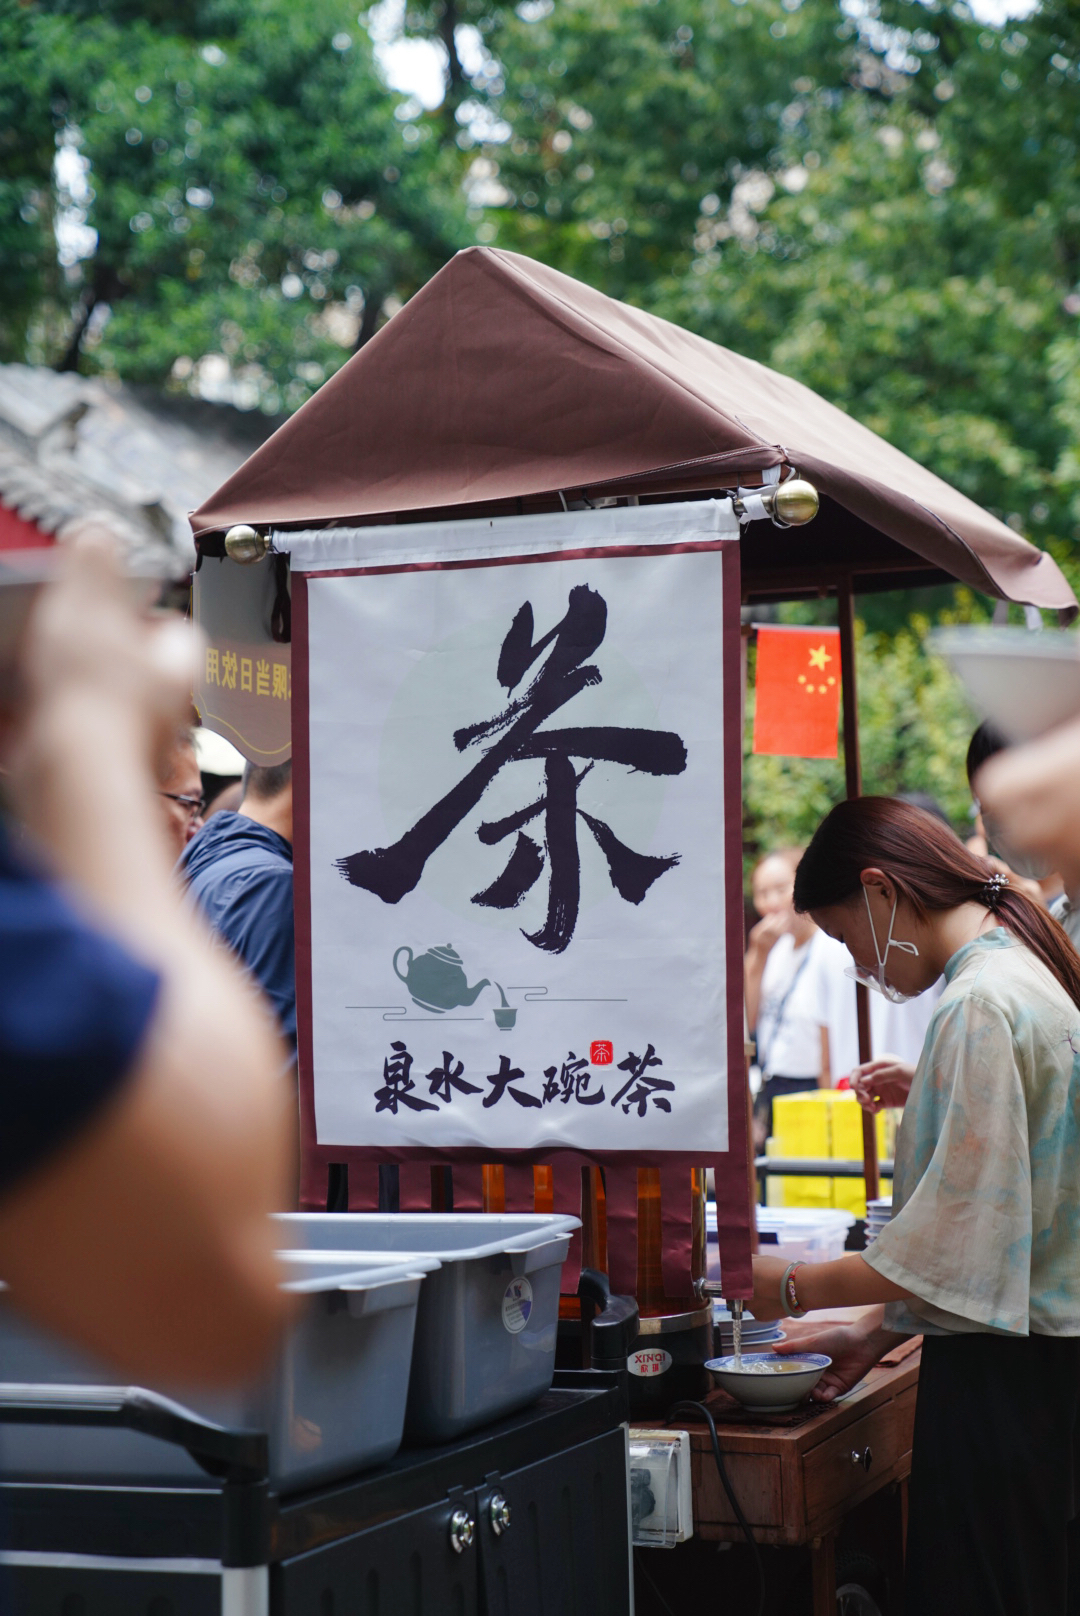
[843,888,922,1005]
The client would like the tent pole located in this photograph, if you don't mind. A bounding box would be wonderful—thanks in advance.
[837,576,880,1204]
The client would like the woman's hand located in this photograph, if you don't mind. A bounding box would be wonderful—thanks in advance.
[850,1055,915,1114]
[747,1254,789,1321]
[770,1313,900,1402]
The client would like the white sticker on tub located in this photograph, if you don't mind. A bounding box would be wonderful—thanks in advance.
[502,1276,534,1334]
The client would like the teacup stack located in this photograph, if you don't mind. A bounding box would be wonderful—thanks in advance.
[713,1305,784,1351]
[865,1197,893,1247]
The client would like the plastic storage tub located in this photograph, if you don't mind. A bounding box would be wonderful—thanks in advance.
[705,1204,856,1282]
[755,1206,857,1264]
[0,1253,437,1491]
[275,1213,579,1442]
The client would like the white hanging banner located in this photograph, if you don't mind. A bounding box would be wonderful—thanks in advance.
[291,502,744,1168]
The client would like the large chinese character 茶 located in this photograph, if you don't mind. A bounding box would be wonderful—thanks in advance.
[337,586,686,953]
[610,1044,674,1116]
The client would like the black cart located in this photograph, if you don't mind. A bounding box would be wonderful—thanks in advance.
[0,1370,630,1616]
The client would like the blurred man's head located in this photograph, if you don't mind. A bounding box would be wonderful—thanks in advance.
[157,732,203,860]
[239,760,292,845]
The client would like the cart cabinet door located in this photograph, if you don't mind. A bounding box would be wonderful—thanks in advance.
[475,1428,631,1616]
[1,1561,222,1616]
[271,1489,479,1616]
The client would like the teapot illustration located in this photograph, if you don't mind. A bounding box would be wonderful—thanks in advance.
[393,945,491,1014]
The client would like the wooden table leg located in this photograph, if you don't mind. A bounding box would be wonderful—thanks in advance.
[811,1532,837,1616]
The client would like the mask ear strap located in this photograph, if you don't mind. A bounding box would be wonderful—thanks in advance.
[885,891,920,957]
[863,885,885,968]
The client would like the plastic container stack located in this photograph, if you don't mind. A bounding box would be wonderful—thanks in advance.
[275,1212,578,1442]
[755,1206,857,1264]
[705,1203,856,1290]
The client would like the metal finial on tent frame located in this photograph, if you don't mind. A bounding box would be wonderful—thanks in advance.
[224,524,269,563]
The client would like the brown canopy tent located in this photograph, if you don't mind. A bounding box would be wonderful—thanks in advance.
[192,246,1075,616]
[191,246,1078,1213]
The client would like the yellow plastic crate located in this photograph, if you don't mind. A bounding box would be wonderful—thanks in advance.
[771,1090,897,1217]
[769,1090,833,1209]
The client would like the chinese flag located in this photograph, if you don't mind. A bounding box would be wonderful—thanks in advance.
[752,626,842,759]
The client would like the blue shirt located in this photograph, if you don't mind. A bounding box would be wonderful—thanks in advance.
[179,812,295,1050]
[0,822,160,1196]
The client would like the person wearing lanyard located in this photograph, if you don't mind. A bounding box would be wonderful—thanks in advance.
[747,796,1080,1616]
[745,847,827,1148]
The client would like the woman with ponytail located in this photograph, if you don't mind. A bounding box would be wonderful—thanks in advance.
[748,796,1080,1616]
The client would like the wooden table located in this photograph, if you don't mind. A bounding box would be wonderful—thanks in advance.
[675,1344,920,1615]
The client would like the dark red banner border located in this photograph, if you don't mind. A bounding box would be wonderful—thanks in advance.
[290,539,751,1294]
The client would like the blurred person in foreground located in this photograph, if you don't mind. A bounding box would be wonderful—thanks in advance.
[975,714,1080,900]
[179,761,295,1055]
[0,527,292,1385]
[968,718,1080,948]
[156,726,204,860]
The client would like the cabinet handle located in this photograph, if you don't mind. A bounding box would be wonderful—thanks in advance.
[449,1508,476,1553]
[850,1446,873,1472]
[490,1493,512,1536]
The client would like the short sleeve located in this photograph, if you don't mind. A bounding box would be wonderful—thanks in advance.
[0,842,160,1197]
[863,992,1033,1334]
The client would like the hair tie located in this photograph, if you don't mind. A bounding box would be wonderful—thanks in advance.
[984,871,1009,907]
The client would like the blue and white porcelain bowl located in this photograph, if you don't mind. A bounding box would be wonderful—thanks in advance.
[705,1352,831,1411]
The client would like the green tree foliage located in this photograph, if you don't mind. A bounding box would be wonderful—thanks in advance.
[0,5,54,359]
[2,0,1077,854]
[457,0,1079,568]
[0,0,469,408]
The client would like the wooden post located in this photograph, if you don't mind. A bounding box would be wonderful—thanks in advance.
[837,577,880,1204]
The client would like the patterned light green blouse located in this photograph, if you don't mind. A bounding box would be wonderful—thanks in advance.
[864,929,1080,1338]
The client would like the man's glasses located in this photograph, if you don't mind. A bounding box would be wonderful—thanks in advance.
[159,791,206,820]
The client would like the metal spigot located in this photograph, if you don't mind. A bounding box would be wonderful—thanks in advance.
[730,1297,744,1332]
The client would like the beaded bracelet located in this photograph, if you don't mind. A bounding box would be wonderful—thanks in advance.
[780,1260,807,1318]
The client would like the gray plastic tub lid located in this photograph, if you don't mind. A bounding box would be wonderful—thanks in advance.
[275,1251,441,1294]
[274,1213,580,1263]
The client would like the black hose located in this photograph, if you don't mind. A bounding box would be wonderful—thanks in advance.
[669,1399,766,1616]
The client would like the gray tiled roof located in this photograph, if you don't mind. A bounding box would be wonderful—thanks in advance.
[0,365,281,574]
